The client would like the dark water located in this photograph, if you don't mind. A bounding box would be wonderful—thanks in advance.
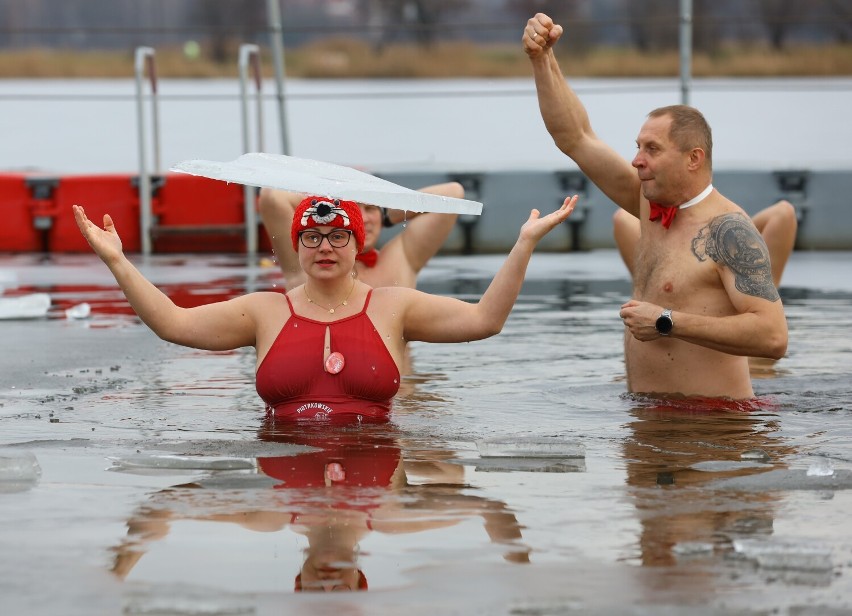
[1,250,852,614]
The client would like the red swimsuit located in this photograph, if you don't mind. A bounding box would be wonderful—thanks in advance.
[256,290,400,421]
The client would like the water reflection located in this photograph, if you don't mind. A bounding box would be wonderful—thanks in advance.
[622,398,796,572]
[110,421,528,593]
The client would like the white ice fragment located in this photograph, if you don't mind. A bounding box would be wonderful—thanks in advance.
[65,302,91,320]
[476,436,585,459]
[0,449,42,491]
[672,541,714,557]
[109,454,255,472]
[0,293,50,320]
[807,457,835,477]
[733,538,833,572]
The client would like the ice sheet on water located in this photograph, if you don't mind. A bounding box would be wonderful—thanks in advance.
[690,460,770,472]
[672,541,715,557]
[476,436,586,459]
[807,457,835,477]
[733,538,833,572]
[471,457,586,473]
[123,586,256,615]
[0,449,41,492]
[462,437,587,473]
[0,293,50,319]
[710,468,852,491]
[108,454,256,473]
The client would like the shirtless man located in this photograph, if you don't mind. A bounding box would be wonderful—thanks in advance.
[524,13,788,400]
[257,183,463,289]
[613,200,798,289]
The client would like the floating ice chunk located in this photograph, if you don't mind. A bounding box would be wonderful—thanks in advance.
[733,538,833,572]
[64,302,91,320]
[0,293,50,320]
[0,449,42,492]
[672,541,714,557]
[807,457,835,477]
[473,457,586,473]
[123,590,256,615]
[476,436,585,459]
[109,454,255,472]
[740,449,770,462]
[710,468,852,491]
[691,460,769,472]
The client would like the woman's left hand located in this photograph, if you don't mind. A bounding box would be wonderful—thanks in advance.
[519,194,578,243]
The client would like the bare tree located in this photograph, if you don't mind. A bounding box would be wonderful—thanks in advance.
[184,0,266,63]
[692,0,721,55]
[827,0,852,43]
[355,0,471,49]
[757,0,803,50]
[625,0,679,52]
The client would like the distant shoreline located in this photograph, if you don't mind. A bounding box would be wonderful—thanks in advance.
[2,40,852,79]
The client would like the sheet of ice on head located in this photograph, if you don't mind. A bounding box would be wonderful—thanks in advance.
[171,152,483,216]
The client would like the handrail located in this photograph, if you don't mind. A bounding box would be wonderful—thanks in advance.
[134,46,160,255]
[265,0,291,155]
[238,43,263,255]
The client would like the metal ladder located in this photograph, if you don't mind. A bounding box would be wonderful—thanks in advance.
[134,44,266,255]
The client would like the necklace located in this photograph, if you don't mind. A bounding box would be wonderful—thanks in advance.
[304,279,356,314]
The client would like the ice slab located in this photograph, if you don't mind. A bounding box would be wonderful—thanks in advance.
[0,449,42,492]
[471,457,586,473]
[0,293,50,320]
[455,437,588,473]
[710,468,852,491]
[172,152,483,215]
[64,302,91,320]
[733,538,833,572]
[476,436,586,459]
[108,454,256,473]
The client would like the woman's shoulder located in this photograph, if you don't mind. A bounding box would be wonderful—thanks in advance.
[234,290,290,312]
[369,285,420,303]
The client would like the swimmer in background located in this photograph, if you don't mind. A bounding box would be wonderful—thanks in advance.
[258,183,464,290]
[73,192,578,422]
[524,12,788,400]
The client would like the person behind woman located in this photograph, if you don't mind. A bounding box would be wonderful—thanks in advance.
[72,193,578,422]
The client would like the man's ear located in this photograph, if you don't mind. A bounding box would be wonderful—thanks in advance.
[688,147,705,170]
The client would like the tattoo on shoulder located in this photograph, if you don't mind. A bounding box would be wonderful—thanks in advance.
[691,213,780,302]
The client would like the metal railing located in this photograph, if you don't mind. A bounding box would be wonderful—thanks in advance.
[134,44,272,255]
[238,43,264,255]
[134,46,159,256]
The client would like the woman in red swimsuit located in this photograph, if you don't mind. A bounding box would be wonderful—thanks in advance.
[73,191,578,422]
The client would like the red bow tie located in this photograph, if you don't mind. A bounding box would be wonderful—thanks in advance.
[649,202,678,229]
[356,248,379,268]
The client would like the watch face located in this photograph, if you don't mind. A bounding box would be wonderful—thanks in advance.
[655,315,673,335]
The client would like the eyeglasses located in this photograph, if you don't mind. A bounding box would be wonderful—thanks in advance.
[298,229,353,249]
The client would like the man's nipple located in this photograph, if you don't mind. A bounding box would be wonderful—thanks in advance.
[663,282,674,293]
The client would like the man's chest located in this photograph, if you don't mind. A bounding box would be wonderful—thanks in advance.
[633,227,720,302]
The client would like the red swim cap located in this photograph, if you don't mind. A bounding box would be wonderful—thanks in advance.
[292,196,365,252]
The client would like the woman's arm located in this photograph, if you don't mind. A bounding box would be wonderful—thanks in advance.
[73,205,258,350]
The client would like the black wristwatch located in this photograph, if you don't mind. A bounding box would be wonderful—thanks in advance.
[381,207,395,228]
[655,308,674,336]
